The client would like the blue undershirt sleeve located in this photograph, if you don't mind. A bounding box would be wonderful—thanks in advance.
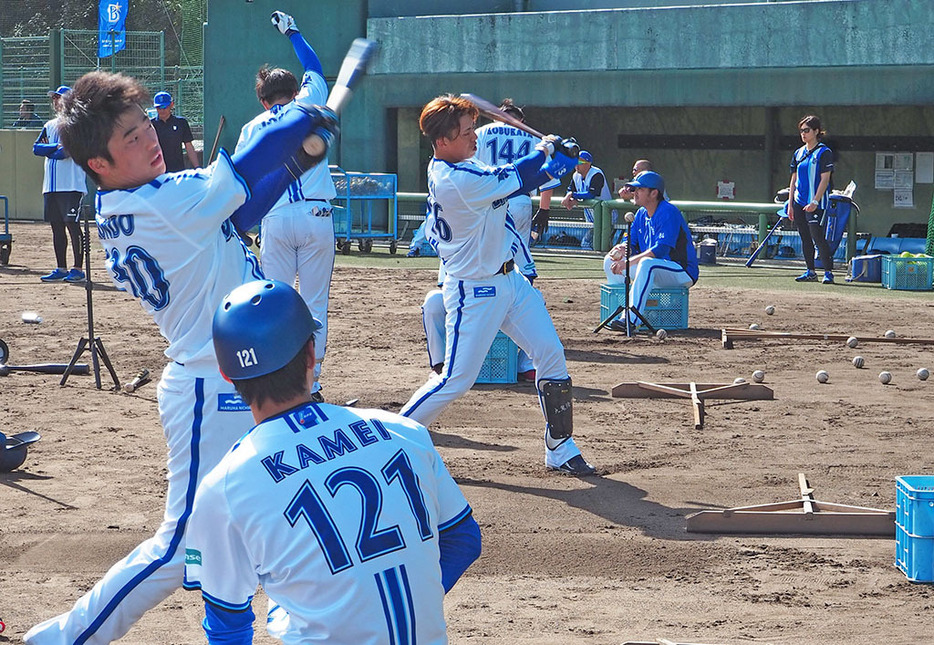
[290,31,324,77]
[203,602,254,645]
[33,142,61,158]
[512,150,551,195]
[439,513,482,593]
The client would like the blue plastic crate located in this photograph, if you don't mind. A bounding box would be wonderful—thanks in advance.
[881,255,934,291]
[896,524,934,583]
[897,476,934,537]
[475,331,518,384]
[600,284,689,330]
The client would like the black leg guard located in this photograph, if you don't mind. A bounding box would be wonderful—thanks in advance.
[539,377,573,450]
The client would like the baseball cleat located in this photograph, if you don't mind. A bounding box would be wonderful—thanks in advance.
[606,319,628,333]
[310,390,325,403]
[794,270,818,282]
[822,271,834,284]
[40,268,68,282]
[550,455,596,476]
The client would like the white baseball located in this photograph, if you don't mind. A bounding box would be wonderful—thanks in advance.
[752,370,765,383]
[885,329,897,339]
[655,328,668,340]
[749,323,760,331]
[733,377,746,384]
[846,336,859,349]
[852,356,865,369]
[765,305,775,316]
[816,370,829,384]
[918,368,930,381]
[879,371,892,385]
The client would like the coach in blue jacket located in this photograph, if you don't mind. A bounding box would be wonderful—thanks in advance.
[603,171,698,331]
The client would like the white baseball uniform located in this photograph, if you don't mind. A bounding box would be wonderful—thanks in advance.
[400,157,583,468]
[36,118,88,194]
[184,403,473,644]
[570,164,612,250]
[24,154,265,645]
[238,41,336,395]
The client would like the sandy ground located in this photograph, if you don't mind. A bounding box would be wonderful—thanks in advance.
[2,221,934,644]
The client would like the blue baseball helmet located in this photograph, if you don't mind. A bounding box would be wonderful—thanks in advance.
[153,91,173,108]
[213,280,321,381]
[625,170,665,194]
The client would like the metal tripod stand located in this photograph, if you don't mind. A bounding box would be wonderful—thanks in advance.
[594,217,656,336]
[61,204,121,390]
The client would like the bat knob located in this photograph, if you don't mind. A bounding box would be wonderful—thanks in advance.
[0,365,9,377]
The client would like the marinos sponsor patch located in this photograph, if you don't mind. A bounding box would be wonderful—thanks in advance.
[473,286,496,298]
[185,548,202,565]
[218,393,250,412]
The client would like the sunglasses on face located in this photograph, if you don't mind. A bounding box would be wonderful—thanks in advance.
[799,127,813,133]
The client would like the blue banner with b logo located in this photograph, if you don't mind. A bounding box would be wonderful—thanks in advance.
[98,0,128,58]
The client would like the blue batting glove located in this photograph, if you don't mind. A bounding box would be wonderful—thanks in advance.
[542,149,577,179]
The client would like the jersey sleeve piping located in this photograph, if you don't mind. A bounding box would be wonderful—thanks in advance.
[438,504,473,532]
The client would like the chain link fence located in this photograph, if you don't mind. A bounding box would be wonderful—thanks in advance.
[3,29,203,135]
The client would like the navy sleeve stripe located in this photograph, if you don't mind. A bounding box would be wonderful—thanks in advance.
[438,505,473,532]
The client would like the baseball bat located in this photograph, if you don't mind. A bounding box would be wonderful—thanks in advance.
[302,38,379,158]
[745,215,786,268]
[208,115,226,165]
[459,93,546,139]
[0,363,89,376]
[123,369,152,393]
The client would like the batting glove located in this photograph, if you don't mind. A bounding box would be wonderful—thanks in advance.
[271,11,298,36]
[300,106,340,165]
[535,134,561,156]
[542,149,577,179]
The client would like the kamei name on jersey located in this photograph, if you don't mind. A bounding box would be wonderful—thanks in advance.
[261,410,396,483]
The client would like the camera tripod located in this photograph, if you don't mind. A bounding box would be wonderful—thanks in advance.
[61,204,121,390]
[594,218,656,336]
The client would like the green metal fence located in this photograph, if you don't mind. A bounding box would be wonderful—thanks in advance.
[2,30,203,135]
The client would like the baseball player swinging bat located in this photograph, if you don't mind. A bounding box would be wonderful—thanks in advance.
[302,38,379,158]
[123,369,152,393]
[0,363,89,376]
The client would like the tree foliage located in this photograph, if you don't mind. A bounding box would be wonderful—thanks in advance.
[1,0,194,66]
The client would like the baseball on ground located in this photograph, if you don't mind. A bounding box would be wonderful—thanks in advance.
[879,371,892,385]
[885,329,897,339]
[733,377,746,384]
[918,368,930,381]
[852,356,865,369]
[749,323,760,331]
[765,305,775,316]
[846,336,859,349]
[816,370,829,383]
[752,370,765,383]
[656,328,668,340]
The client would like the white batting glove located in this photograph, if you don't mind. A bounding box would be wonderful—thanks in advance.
[271,11,298,36]
[535,134,560,156]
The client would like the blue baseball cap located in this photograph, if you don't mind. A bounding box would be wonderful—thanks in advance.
[153,92,173,108]
[577,150,593,163]
[625,170,665,194]
[47,86,71,97]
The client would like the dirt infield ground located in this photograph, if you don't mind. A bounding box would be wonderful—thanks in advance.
[2,221,934,644]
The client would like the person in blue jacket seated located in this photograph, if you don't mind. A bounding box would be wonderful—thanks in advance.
[603,171,698,332]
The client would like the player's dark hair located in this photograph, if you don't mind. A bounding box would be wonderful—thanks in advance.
[499,98,525,123]
[256,65,298,105]
[232,337,314,408]
[57,71,149,184]
[419,94,479,147]
[798,115,825,140]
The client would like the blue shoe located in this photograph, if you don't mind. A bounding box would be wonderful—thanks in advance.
[64,268,86,283]
[821,271,834,284]
[40,268,68,282]
[795,270,818,282]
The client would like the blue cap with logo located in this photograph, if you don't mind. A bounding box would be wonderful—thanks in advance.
[153,92,173,108]
[625,170,665,194]
[47,86,71,97]
[577,150,593,164]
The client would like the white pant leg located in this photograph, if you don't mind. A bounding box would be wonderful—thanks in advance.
[401,274,509,427]
[25,365,254,645]
[259,213,299,289]
[498,271,582,467]
[421,289,446,368]
[581,208,595,250]
[603,253,627,285]
[628,258,694,326]
[294,211,335,386]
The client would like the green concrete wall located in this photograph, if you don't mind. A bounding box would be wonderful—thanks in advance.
[0,129,47,221]
[203,0,367,161]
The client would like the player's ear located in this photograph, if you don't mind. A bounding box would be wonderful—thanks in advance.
[87,156,110,177]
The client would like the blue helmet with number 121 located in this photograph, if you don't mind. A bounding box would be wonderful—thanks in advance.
[213,279,321,381]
